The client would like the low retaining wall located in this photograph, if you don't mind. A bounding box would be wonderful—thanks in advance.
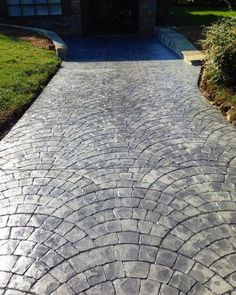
[0,23,67,60]
[155,26,205,66]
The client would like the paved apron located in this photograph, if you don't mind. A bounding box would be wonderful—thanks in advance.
[0,37,236,295]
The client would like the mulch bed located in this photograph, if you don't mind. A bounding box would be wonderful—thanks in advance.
[200,73,236,124]
[0,26,55,50]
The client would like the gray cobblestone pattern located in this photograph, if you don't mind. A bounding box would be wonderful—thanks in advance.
[0,37,236,294]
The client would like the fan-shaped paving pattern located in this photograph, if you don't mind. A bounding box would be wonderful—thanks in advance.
[0,37,236,294]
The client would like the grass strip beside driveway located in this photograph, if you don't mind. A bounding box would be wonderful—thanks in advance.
[0,31,60,128]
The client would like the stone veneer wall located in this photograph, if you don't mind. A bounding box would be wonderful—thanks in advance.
[0,0,156,36]
[0,0,82,36]
[139,0,156,35]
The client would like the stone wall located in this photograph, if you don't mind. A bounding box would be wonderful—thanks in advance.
[0,0,82,36]
[0,0,156,36]
[0,16,81,36]
[139,0,156,35]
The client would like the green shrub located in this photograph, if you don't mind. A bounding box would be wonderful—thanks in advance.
[200,18,236,87]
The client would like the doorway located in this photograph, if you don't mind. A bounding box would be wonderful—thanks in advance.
[81,0,139,35]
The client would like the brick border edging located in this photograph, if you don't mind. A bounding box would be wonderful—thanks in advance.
[155,26,205,66]
[0,23,67,59]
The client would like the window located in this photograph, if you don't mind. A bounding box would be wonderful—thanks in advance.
[7,0,63,17]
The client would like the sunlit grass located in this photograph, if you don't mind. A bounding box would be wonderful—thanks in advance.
[0,32,60,124]
[168,6,236,26]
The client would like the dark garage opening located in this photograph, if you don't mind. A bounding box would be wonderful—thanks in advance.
[81,0,139,35]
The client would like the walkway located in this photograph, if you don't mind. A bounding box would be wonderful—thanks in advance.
[0,37,236,295]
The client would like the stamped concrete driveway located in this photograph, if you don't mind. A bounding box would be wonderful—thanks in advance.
[0,37,236,295]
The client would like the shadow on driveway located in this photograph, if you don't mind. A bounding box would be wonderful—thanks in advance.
[63,36,181,62]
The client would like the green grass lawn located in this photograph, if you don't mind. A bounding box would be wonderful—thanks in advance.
[167,6,236,26]
[0,32,60,126]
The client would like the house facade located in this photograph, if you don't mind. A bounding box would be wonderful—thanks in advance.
[0,0,156,36]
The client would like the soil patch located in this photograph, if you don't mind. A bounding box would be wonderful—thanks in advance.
[200,72,236,124]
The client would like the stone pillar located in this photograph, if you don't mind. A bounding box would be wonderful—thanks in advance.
[139,0,156,35]
[70,0,82,35]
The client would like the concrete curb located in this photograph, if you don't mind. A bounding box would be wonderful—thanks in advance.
[155,26,205,66]
[0,23,67,59]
